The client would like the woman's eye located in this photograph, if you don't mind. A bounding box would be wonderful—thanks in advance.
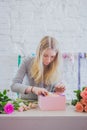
[51,56,55,59]
[51,56,54,58]
[44,55,48,57]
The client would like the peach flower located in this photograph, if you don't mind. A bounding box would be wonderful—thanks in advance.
[84,87,87,91]
[80,91,87,100]
[80,99,87,106]
[18,106,24,112]
[84,105,87,112]
[75,102,83,112]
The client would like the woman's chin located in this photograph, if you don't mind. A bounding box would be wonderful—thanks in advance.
[44,63,49,66]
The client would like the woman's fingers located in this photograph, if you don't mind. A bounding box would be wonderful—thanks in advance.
[55,83,66,93]
[37,88,48,96]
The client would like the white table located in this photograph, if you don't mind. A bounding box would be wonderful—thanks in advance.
[0,105,87,130]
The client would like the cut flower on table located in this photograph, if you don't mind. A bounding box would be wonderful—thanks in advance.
[71,86,87,112]
[0,89,37,114]
[0,89,13,114]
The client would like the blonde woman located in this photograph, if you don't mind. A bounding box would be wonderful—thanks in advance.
[11,36,65,100]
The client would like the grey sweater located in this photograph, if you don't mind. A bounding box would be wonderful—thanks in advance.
[11,56,58,100]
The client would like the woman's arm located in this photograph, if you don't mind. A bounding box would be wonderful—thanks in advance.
[10,56,49,96]
[10,57,31,94]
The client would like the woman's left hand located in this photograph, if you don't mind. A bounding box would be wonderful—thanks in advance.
[54,82,66,93]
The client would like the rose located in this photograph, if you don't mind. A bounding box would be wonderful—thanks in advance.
[80,99,87,106]
[4,103,14,114]
[84,105,87,112]
[72,86,87,112]
[18,106,24,112]
[75,102,83,112]
[80,89,87,100]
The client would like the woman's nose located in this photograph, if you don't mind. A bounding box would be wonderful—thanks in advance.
[47,57,51,62]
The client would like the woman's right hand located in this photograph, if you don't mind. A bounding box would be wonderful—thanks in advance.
[32,87,48,96]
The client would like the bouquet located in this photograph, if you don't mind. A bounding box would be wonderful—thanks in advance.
[71,87,87,112]
[0,90,14,114]
[0,89,37,114]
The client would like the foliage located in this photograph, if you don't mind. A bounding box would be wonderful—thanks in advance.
[0,90,12,113]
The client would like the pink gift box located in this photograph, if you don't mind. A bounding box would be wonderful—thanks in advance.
[38,94,66,111]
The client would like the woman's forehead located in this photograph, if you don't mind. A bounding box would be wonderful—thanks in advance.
[43,48,57,55]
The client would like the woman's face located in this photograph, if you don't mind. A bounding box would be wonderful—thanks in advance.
[43,48,56,66]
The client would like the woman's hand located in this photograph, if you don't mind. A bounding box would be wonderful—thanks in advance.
[54,82,66,93]
[32,87,48,96]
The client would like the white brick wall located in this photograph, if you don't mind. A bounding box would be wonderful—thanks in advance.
[0,0,87,99]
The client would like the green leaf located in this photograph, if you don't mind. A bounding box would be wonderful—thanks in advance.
[0,104,4,112]
[13,102,20,110]
[1,101,7,107]
[3,95,9,100]
[82,87,86,91]
[3,90,7,95]
[71,99,78,106]
[0,92,3,97]
[74,89,81,101]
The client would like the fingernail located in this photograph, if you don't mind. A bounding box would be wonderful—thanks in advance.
[41,93,45,96]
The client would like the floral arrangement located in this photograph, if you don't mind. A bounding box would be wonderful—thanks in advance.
[0,89,37,114]
[0,90,13,114]
[71,86,87,112]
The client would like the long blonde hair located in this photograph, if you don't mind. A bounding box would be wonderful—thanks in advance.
[30,36,61,85]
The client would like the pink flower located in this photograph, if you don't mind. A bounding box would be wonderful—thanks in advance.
[80,99,87,106]
[84,105,87,112]
[75,102,84,112]
[18,106,24,112]
[80,90,87,100]
[4,103,14,114]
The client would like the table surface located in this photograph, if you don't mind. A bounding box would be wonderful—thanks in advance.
[0,104,87,130]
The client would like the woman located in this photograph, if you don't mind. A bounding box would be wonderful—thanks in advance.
[11,36,65,100]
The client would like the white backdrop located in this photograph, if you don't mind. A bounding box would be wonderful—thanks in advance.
[0,0,87,99]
